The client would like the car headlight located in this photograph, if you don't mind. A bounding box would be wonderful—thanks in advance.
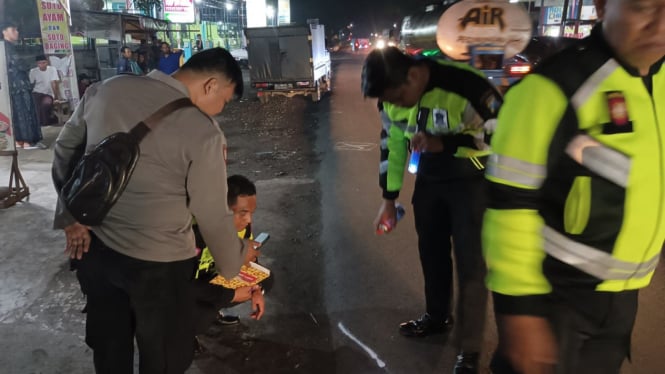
[376,39,386,49]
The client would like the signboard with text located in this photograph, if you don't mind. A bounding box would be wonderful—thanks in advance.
[37,0,73,54]
[278,0,291,26]
[543,6,563,25]
[36,0,80,107]
[163,0,195,24]
[436,0,532,61]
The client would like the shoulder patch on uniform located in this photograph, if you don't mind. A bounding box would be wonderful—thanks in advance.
[603,91,633,134]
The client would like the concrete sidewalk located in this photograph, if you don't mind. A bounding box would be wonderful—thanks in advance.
[0,127,207,374]
[0,122,317,374]
[0,126,95,373]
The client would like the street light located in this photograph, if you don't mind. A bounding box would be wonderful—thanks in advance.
[226,3,234,11]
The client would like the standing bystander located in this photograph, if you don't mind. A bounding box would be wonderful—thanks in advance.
[1,21,46,149]
[158,42,184,75]
[116,46,133,74]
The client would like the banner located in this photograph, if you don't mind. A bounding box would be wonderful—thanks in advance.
[37,0,72,54]
[543,6,563,25]
[36,0,80,107]
[278,0,291,26]
[0,42,16,153]
[163,0,195,24]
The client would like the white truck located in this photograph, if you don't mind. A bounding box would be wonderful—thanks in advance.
[245,22,332,103]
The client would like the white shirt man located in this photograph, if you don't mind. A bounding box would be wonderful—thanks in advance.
[30,55,61,128]
[29,57,60,98]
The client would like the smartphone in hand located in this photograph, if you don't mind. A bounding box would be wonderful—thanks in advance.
[254,232,270,246]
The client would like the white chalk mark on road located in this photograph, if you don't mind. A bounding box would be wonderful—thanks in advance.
[338,322,387,369]
[334,142,377,151]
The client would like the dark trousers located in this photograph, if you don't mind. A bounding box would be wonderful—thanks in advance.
[192,280,235,335]
[192,271,274,335]
[76,234,197,374]
[31,92,57,126]
[11,88,42,144]
[491,289,639,374]
[412,176,488,352]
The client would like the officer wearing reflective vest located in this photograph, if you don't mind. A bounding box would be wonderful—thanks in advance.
[483,0,665,373]
[362,47,502,374]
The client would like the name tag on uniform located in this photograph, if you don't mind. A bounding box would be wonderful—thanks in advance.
[603,91,633,134]
[432,108,449,131]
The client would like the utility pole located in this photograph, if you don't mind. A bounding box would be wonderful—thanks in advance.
[560,0,570,37]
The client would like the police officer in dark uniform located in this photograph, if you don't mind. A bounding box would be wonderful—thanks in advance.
[362,47,502,374]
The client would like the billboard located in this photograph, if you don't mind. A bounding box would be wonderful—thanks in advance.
[278,0,291,25]
[247,0,267,28]
[163,0,195,24]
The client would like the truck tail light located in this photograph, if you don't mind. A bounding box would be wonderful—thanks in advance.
[507,64,532,76]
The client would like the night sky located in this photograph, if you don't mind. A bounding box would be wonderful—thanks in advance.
[290,0,436,36]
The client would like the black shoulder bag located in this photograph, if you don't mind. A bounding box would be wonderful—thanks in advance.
[61,97,193,226]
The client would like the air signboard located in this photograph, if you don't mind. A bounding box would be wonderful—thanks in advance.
[436,0,532,61]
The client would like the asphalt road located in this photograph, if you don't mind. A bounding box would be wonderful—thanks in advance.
[312,52,480,373]
[1,52,665,374]
[309,52,665,374]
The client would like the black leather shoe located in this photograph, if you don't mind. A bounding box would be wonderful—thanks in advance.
[216,311,240,325]
[453,352,479,374]
[398,313,453,337]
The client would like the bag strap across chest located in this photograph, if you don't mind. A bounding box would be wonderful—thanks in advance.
[128,97,194,141]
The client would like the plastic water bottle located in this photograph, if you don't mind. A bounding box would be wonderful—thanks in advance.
[408,151,420,174]
[377,203,406,234]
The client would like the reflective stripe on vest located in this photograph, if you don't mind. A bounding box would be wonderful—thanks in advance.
[379,160,389,174]
[543,225,660,281]
[381,111,409,132]
[565,134,631,187]
[486,154,547,189]
[571,59,620,110]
